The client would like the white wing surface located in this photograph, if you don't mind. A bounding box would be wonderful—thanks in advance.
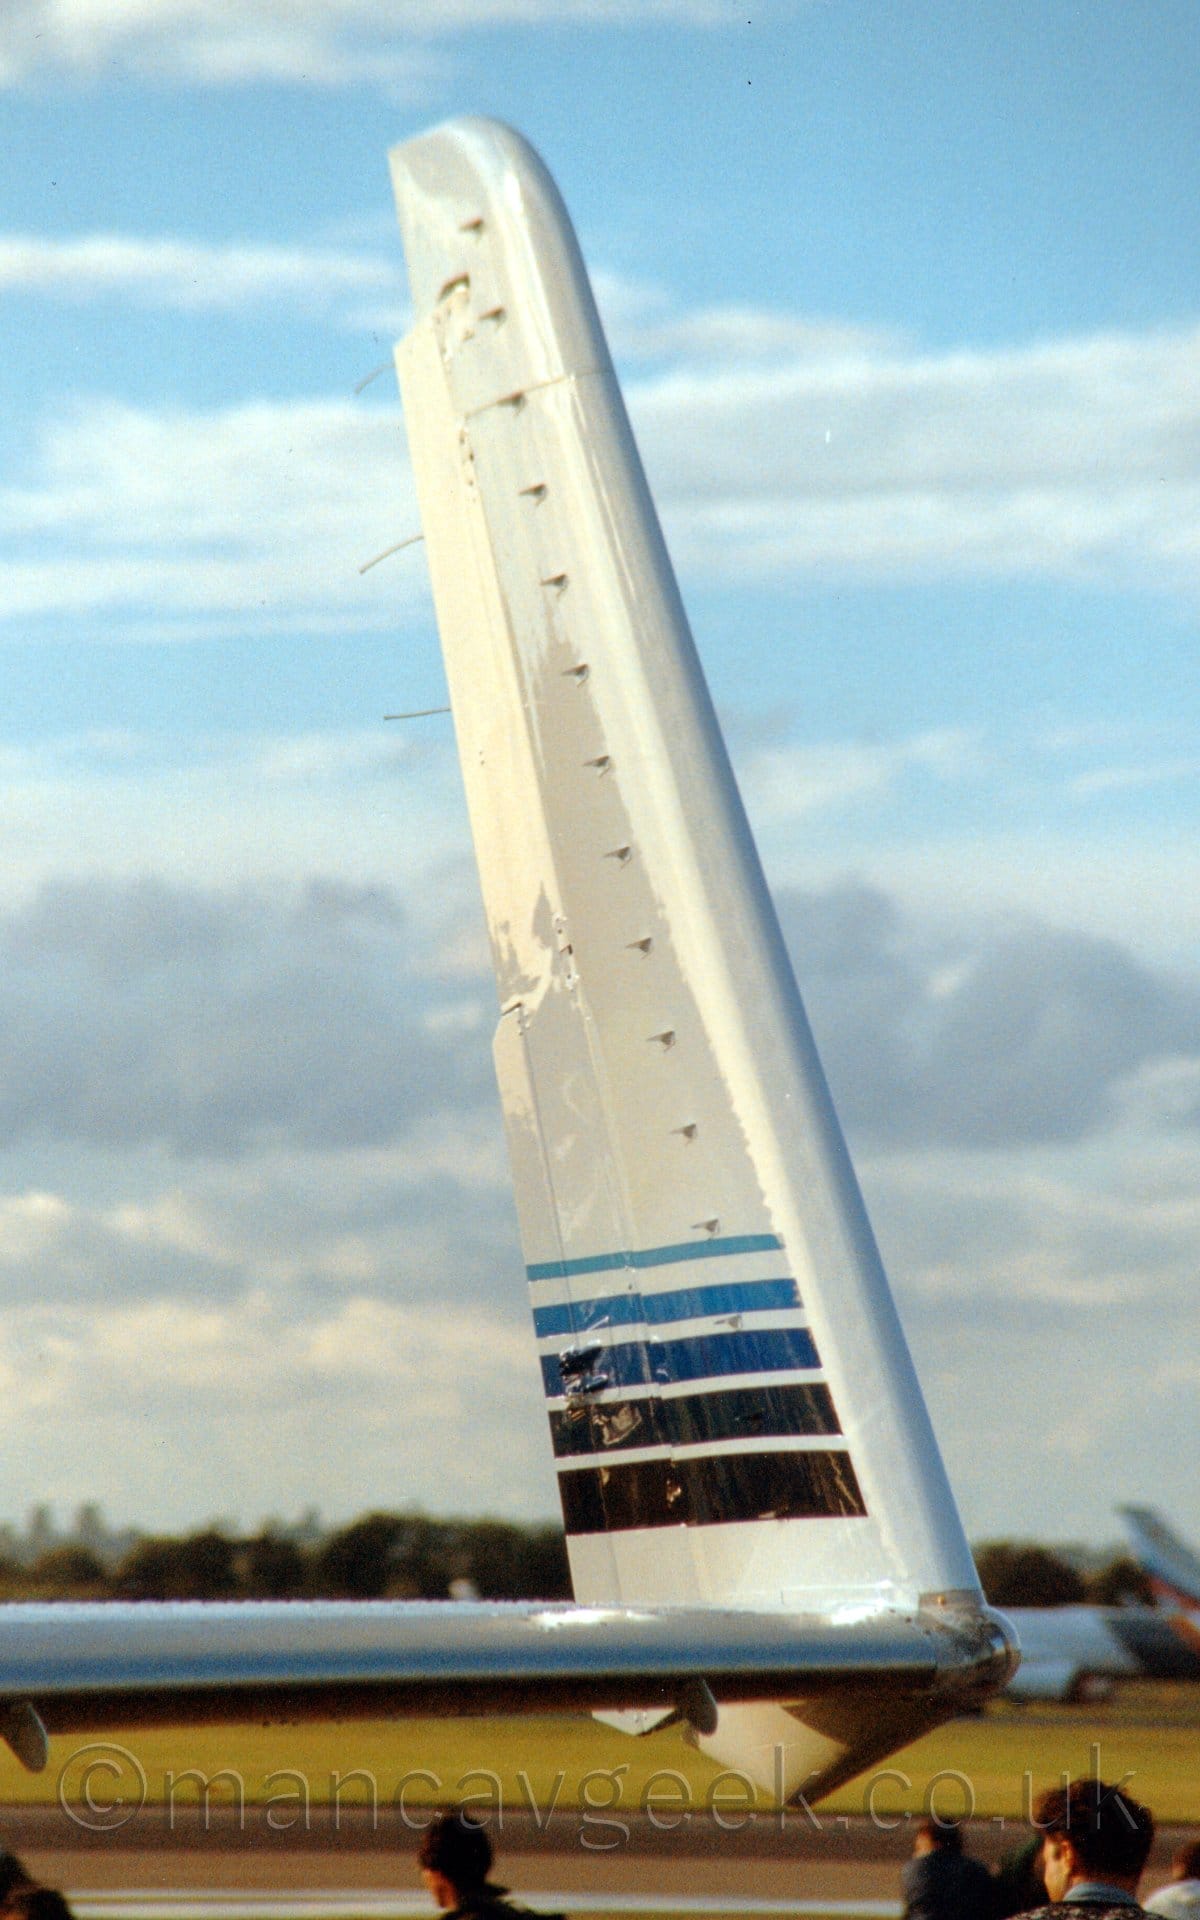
[389,117,1013,1797]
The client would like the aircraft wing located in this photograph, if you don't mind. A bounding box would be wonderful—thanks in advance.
[0,119,1018,1807]
[0,1598,1009,1772]
[386,114,1015,1804]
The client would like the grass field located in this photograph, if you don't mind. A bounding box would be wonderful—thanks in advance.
[10,1685,1200,1828]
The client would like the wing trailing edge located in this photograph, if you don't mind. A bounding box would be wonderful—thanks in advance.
[0,1597,1011,1757]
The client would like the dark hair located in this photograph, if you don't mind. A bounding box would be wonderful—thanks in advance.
[0,1858,33,1903]
[418,1812,493,1892]
[8,1893,75,1920]
[916,1817,963,1853]
[1174,1841,1200,1881]
[1034,1778,1154,1881]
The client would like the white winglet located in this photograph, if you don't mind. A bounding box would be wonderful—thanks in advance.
[391,117,1012,1797]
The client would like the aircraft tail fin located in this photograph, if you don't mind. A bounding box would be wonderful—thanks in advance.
[389,117,981,1626]
[1121,1505,1200,1608]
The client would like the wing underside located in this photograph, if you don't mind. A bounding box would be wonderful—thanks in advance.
[0,1598,1010,1760]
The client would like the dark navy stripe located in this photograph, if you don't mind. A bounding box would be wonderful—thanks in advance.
[527,1233,783,1283]
[543,1326,821,1397]
[532,1277,800,1340]
[550,1382,843,1458]
[557,1448,866,1535]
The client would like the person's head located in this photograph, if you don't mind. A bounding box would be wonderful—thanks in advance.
[418,1811,493,1910]
[913,1818,964,1857]
[0,1857,33,1905]
[1034,1779,1154,1900]
[7,1893,74,1920]
[1172,1841,1200,1883]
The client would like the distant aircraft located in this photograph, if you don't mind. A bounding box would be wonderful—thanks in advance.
[1122,1505,1200,1610]
[998,1509,1200,1701]
[0,116,1013,1804]
[1002,1603,1200,1702]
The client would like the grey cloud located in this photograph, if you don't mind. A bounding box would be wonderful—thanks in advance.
[0,876,492,1157]
[7,868,1198,1166]
[779,881,1200,1150]
[0,1194,244,1308]
[873,1173,1200,1541]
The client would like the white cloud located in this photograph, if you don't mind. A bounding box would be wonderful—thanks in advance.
[0,232,402,329]
[592,268,899,368]
[0,0,728,90]
[0,1284,554,1526]
[4,310,1198,646]
[1068,757,1200,799]
[0,395,421,634]
[862,1137,1200,1539]
[629,320,1200,595]
[740,729,979,827]
[0,726,472,906]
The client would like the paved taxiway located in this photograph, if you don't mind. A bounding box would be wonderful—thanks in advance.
[0,1809,1192,1919]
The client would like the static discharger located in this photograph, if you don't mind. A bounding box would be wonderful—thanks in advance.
[519,483,548,501]
[677,1678,719,1738]
[604,844,633,865]
[0,1701,47,1773]
[563,662,589,681]
[458,215,485,233]
[693,1218,721,1237]
[359,531,425,575]
[584,754,612,774]
[353,360,393,395]
[384,705,452,722]
[627,936,654,954]
[540,571,569,591]
[649,1029,677,1050]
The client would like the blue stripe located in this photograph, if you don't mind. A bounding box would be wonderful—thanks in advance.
[543,1325,820,1396]
[532,1277,801,1339]
[526,1233,783,1283]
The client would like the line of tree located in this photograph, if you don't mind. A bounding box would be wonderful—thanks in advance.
[973,1541,1153,1609]
[0,1517,1156,1608]
[0,1513,571,1604]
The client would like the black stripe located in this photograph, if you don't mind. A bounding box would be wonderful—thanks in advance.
[549,1382,842,1459]
[557,1448,866,1535]
[541,1324,821,1397]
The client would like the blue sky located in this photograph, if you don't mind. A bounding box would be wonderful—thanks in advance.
[0,0,1197,1551]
